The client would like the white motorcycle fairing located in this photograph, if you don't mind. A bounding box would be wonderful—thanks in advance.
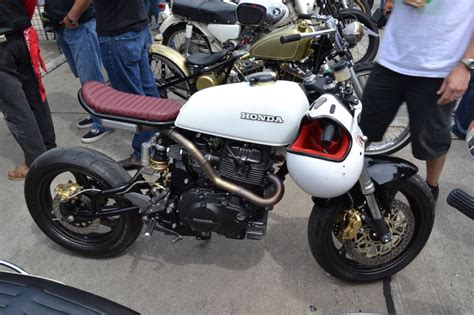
[207,24,242,43]
[175,81,310,146]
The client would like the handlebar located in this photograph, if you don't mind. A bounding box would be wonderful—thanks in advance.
[280,34,301,44]
[447,189,474,220]
[280,28,337,44]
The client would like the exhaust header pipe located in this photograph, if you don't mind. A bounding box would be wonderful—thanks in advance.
[164,129,284,207]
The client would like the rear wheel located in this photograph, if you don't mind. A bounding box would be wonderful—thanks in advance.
[149,53,192,100]
[25,147,143,257]
[162,23,212,55]
[354,62,411,155]
[308,174,435,282]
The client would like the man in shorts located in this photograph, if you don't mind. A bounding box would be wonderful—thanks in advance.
[360,0,474,201]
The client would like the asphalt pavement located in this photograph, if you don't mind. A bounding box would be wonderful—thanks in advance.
[0,34,473,315]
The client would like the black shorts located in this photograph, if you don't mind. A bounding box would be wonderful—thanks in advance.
[360,63,456,160]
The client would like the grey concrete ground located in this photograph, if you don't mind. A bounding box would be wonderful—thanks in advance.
[1,17,473,315]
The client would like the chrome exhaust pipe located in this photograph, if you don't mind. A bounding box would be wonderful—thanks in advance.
[101,119,138,133]
[164,129,284,207]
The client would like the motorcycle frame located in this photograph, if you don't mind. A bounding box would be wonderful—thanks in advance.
[155,52,248,97]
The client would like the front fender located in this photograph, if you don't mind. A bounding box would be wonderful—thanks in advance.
[365,155,418,186]
[312,155,418,207]
[159,15,183,34]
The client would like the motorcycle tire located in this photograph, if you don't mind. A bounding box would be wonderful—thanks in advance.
[336,9,380,63]
[25,147,143,257]
[353,62,411,155]
[346,0,371,14]
[162,23,212,55]
[307,174,435,282]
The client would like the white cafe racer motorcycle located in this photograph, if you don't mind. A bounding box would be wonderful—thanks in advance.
[25,36,434,282]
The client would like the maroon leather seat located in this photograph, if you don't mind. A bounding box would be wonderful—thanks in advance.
[80,81,181,124]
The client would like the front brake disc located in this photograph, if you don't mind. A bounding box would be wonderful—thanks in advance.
[343,200,415,265]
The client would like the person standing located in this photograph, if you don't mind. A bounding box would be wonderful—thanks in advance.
[0,0,57,180]
[360,0,474,202]
[93,0,160,168]
[44,0,112,143]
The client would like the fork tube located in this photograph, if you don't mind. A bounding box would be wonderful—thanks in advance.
[184,23,193,56]
[358,166,392,243]
[350,66,364,99]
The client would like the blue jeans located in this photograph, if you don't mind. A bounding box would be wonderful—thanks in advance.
[55,19,106,131]
[453,74,474,139]
[99,26,160,159]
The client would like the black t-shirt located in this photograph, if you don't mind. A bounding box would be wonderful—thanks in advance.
[94,0,148,36]
[0,0,31,34]
[44,0,95,28]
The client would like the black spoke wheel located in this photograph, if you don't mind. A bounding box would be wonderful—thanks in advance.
[25,147,143,257]
[354,62,411,155]
[344,0,371,14]
[162,23,212,55]
[149,53,192,100]
[336,9,380,63]
[308,174,435,282]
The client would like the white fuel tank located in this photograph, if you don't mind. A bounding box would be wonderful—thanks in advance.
[175,81,310,146]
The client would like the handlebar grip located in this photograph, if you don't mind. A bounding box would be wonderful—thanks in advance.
[280,34,302,44]
[321,123,337,149]
[298,13,313,20]
[447,189,474,220]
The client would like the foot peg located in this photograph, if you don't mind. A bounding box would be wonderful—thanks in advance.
[143,217,157,238]
[246,212,268,240]
[142,217,183,243]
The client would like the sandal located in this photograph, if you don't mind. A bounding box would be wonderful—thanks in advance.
[7,161,29,181]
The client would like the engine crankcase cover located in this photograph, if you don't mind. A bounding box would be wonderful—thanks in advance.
[178,189,249,238]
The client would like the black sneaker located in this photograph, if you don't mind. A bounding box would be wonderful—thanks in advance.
[77,117,93,129]
[81,129,112,143]
[427,182,439,202]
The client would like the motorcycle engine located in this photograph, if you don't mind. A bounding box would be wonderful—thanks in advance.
[179,137,274,239]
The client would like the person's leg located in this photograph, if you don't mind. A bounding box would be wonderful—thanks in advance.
[129,27,161,160]
[62,20,109,135]
[452,73,474,139]
[54,28,79,77]
[99,31,146,95]
[359,64,406,142]
[0,41,48,169]
[404,75,456,201]
[17,46,57,151]
[100,29,157,164]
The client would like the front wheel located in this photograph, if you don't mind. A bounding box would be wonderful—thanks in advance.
[308,174,435,282]
[25,147,143,257]
[162,23,212,55]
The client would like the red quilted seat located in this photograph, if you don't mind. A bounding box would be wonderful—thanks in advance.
[80,81,181,122]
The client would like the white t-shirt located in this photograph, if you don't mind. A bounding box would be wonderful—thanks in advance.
[377,0,474,78]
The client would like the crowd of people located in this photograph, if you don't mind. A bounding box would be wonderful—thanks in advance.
[0,0,473,204]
